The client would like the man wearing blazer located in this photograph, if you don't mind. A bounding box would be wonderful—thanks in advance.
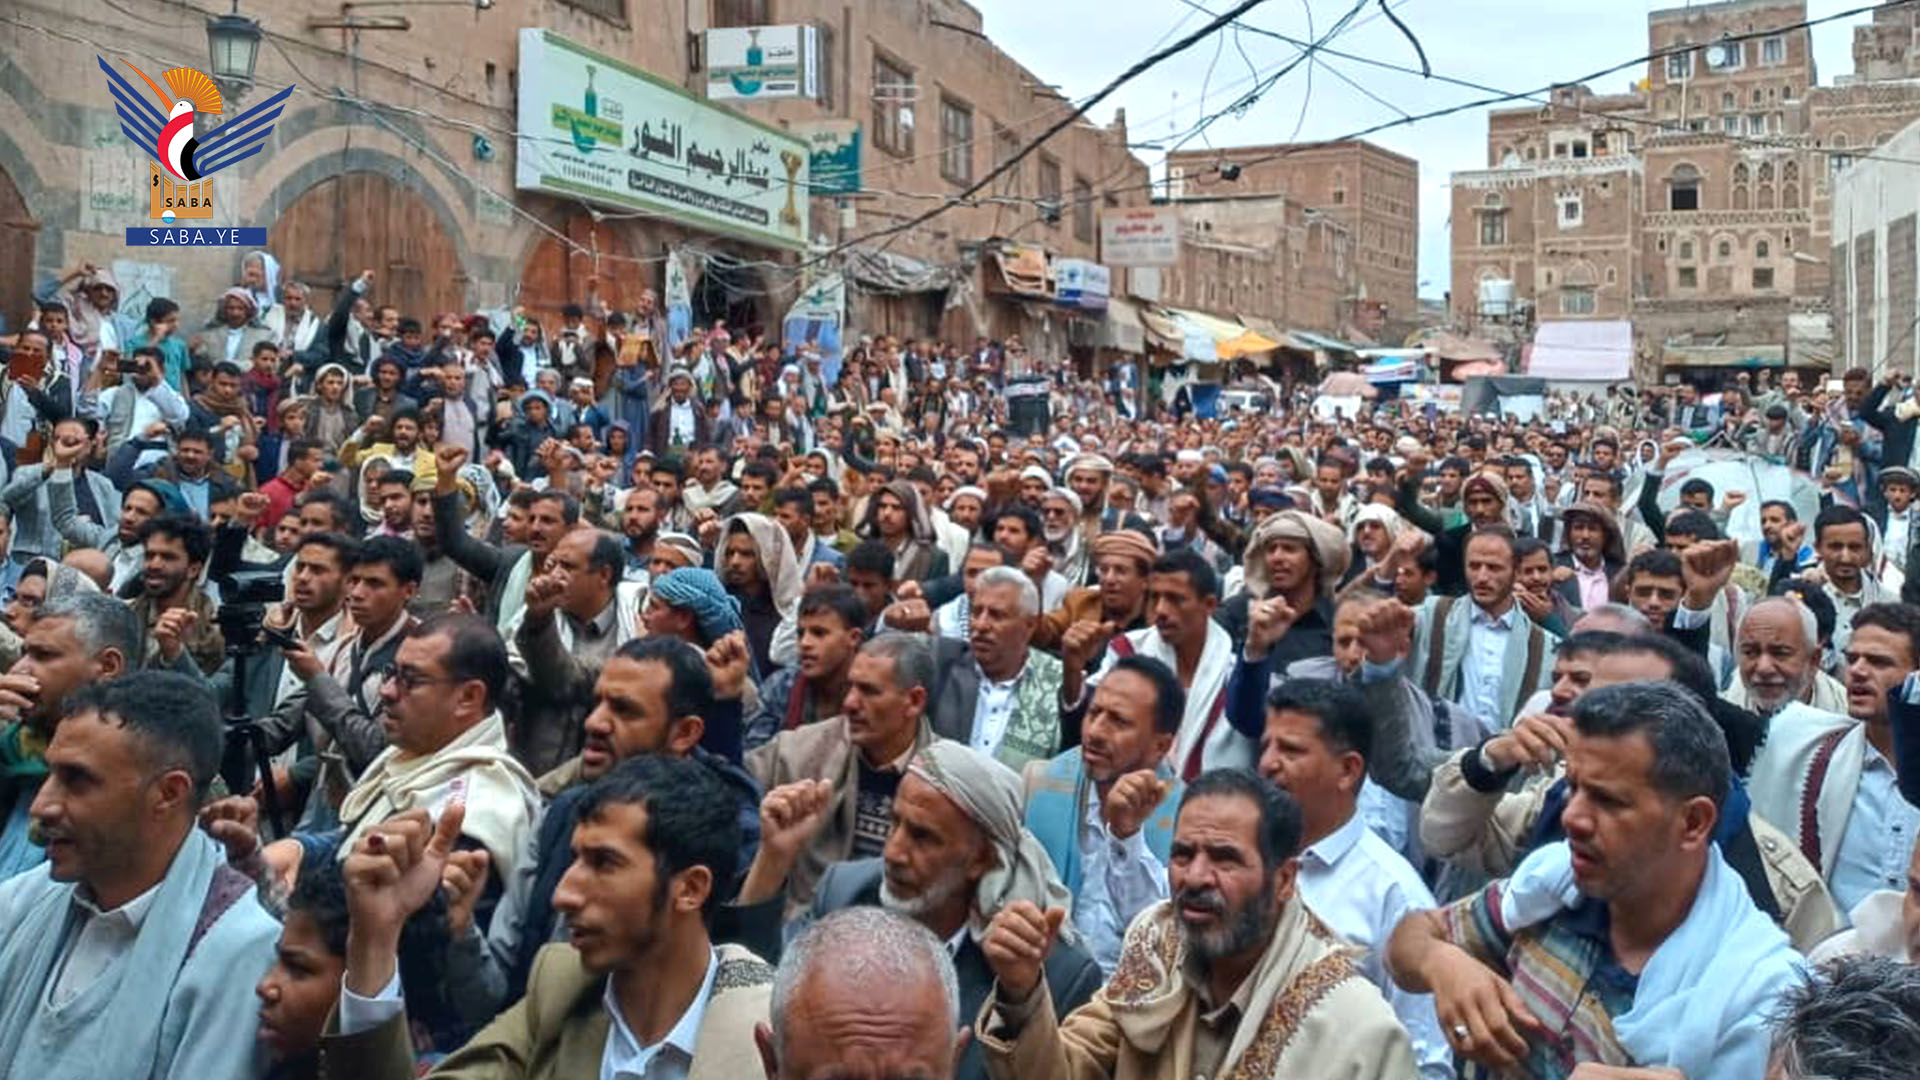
[321,754,773,1080]
[1549,501,1626,614]
[1409,528,1559,734]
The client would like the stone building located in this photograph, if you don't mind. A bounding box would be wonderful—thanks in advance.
[1163,139,1419,331]
[0,0,1143,352]
[1152,195,1360,338]
[1448,0,1920,378]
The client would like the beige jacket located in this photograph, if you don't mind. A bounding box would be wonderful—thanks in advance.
[1420,747,1841,951]
[745,714,933,915]
[975,900,1414,1080]
[318,942,771,1080]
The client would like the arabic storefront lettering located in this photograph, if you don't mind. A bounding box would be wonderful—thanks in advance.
[515,28,809,251]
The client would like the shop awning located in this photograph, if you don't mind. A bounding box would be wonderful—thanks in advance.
[1527,320,1632,380]
[1363,357,1423,383]
[1287,329,1359,355]
[1448,358,1507,380]
[1095,295,1147,353]
[1662,344,1787,368]
[844,248,956,294]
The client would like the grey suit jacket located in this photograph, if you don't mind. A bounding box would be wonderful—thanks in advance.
[806,858,1105,1080]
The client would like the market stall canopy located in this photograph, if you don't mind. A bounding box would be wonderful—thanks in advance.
[1448,358,1506,380]
[1461,375,1546,420]
[1662,343,1786,368]
[1318,371,1378,397]
[1095,295,1146,353]
[1527,320,1632,381]
[1426,332,1502,365]
[1288,328,1359,357]
[1363,357,1423,383]
[1218,329,1281,359]
[844,247,956,294]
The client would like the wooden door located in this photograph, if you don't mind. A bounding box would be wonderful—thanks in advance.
[0,166,36,335]
[518,213,648,328]
[269,172,468,322]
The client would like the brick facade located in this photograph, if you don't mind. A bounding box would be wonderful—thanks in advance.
[1164,140,1418,327]
[1448,0,1920,376]
[0,0,1145,347]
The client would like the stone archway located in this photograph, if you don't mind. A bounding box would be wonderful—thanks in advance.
[0,164,36,334]
[268,171,468,321]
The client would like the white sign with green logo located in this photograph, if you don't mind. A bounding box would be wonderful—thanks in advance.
[515,28,810,251]
[706,26,818,101]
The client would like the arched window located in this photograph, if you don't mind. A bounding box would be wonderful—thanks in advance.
[1733,184,1750,210]
[1783,161,1801,209]
[1734,163,1751,184]
[1758,162,1774,183]
[1756,238,1771,259]
[1670,164,1702,211]
[1758,183,1775,210]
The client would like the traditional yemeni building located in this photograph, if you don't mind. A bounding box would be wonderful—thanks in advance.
[1449,0,1920,379]
[1164,140,1419,334]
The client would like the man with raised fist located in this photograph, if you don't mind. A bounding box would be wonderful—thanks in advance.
[976,768,1414,1080]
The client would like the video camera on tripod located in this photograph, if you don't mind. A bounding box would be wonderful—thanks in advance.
[213,567,297,836]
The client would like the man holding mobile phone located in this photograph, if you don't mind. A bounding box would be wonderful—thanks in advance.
[87,345,189,466]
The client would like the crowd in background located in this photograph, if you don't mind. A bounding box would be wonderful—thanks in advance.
[0,252,1917,1079]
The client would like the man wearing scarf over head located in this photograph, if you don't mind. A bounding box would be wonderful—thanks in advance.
[1217,510,1350,670]
[798,740,1104,1080]
[719,512,803,675]
[975,769,1415,1080]
[860,479,950,582]
[188,287,272,370]
[1397,464,1514,597]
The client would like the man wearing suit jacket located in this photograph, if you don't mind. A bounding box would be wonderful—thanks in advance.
[322,755,774,1080]
[1862,370,1918,491]
[1550,501,1626,613]
[188,288,274,371]
[929,567,1064,773]
[650,367,712,455]
[779,741,1104,1080]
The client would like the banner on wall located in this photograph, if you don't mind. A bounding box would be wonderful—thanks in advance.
[665,248,693,350]
[783,273,845,383]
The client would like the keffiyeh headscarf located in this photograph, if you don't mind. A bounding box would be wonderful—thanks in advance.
[906,741,1077,942]
[1244,510,1350,597]
[649,568,743,643]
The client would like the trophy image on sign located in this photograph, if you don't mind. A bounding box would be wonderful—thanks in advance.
[780,149,803,229]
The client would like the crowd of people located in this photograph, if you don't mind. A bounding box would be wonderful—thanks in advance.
[0,251,1918,1080]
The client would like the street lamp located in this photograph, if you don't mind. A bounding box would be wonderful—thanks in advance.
[205,1,263,94]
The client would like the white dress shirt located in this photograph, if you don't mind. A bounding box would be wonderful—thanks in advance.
[969,658,1025,759]
[668,400,697,448]
[342,948,720,1080]
[1071,785,1169,973]
[49,881,161,1006]
[1296,813,1453,1080]
[1885,509,1913,575]
[1458,601,1517,727]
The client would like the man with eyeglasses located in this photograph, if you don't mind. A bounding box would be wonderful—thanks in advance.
[262,612,540,911]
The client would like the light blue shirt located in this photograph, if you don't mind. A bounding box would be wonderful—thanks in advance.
[601,946,716,1080]
[1458,601,1517,729]
[1829,745,1920,917]
[1071,786,1168,974]
[1297,813,1452,1080]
